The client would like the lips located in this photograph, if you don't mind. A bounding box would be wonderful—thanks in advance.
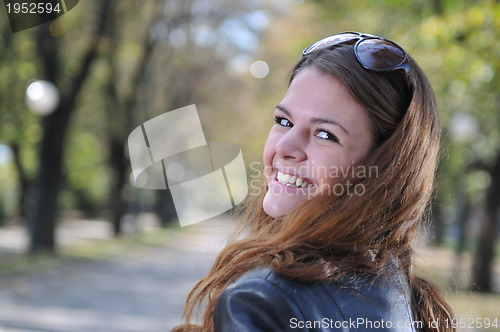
[276,170,313,188]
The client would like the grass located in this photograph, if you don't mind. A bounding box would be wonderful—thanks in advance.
[0,224,498,331]
[0,226,176,280]
[415,246,500,331]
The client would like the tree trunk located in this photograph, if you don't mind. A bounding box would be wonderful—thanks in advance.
[430,194,445,245]
[108,138,129,236]
[9,142,29,219]
[471,155,500,292]
[28,101,69,253]
[455,194,471,255]
[103,3,162,236]
[155,190,177,228]
[28,0,113,254]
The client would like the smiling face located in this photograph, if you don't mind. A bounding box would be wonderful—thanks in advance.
[262,66,375,218]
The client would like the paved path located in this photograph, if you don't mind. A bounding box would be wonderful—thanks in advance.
[0,216,234,332]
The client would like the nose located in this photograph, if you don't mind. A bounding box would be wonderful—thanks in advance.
[275,128,307,161]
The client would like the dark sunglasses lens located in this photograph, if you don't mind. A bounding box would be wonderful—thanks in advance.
[303,33,359,54]
[356,39,406,70]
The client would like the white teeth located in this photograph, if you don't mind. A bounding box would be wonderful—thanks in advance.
[276,171,311,188]
[282,174,291,183]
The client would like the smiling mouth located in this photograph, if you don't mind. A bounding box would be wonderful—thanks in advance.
[277,171,313,188]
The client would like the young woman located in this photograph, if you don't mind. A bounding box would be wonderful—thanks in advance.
[173,32,455,331]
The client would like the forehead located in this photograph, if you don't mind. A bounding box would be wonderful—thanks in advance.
[281,67,373,135]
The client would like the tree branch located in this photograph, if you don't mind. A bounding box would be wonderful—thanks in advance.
[66,0,114,111]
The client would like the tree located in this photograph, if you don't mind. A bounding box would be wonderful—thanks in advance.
[28,0,114,253]
[472,156,500,291]
[0,20,39,220]
[411,1,500,292]
[98,0,281,232]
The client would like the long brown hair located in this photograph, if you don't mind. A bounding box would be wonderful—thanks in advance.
[173,44,455,332]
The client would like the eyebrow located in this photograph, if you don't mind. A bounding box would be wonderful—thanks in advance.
[275,104,349,135]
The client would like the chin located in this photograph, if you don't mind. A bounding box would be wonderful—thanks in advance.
[262,204,283,219]
[262,192,296,219]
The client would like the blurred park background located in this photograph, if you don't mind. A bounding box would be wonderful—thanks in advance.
[0,0,500,330]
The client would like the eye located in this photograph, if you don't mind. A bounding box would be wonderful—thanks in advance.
[315,129,339,143]
[274,116,293,128]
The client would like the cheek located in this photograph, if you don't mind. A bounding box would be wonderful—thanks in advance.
[309,153,346,185]
[263,130,279,171]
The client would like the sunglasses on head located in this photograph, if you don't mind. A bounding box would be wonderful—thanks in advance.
[302,32,412,92]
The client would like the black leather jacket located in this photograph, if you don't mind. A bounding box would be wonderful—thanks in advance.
[214,266,418,331]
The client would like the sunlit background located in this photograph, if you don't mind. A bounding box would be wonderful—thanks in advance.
[0,0,499,331]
